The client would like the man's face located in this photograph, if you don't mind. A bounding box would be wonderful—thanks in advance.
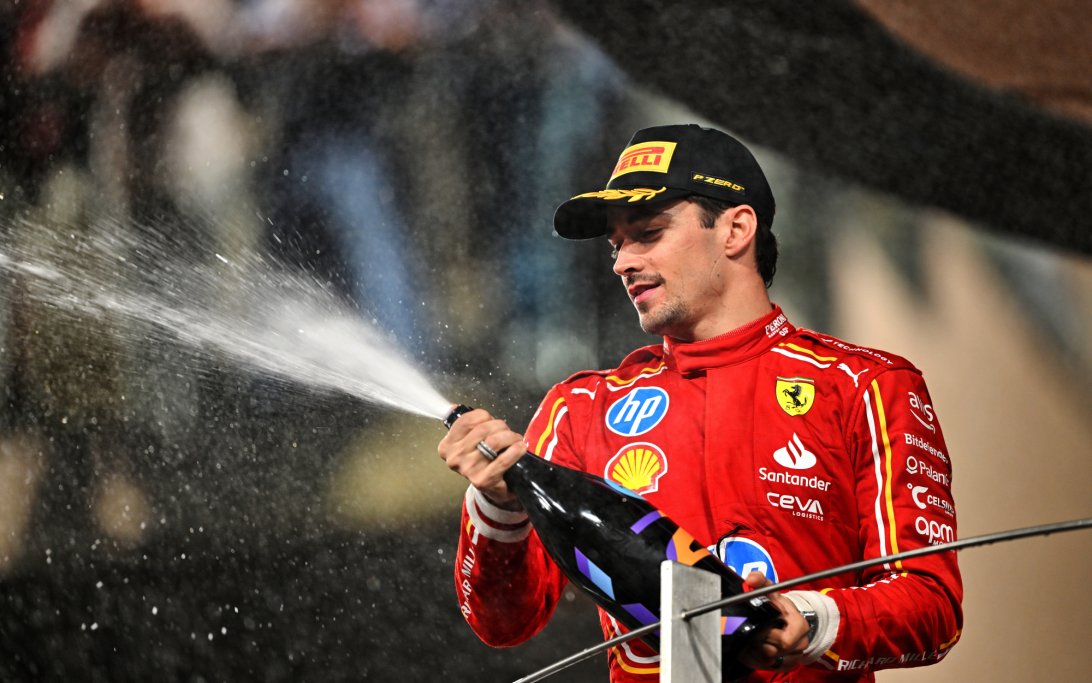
[606,199,728,340]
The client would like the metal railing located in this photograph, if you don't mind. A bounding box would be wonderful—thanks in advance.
[515,518,1092,683]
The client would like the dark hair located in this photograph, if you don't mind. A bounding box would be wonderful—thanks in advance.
[690,195,778,288]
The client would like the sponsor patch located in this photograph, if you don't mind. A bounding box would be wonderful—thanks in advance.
[764,312,789,338]
[691,172,744,192]
[905,454,950,487]
[776,377,814,416]
[604,443,668,495]
[710,536,778,583]
[909,483,955,517]
[606,386,669,436]
[772,432,817,470]
[836,362,869,387]
[915,515,955,545]
[767,491,825,521]
[908,391,936,432]
[904,432,948,463]
[610,141,677,180]
[758,467,832,491]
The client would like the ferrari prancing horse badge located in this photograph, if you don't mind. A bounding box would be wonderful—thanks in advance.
[776,376,815,416]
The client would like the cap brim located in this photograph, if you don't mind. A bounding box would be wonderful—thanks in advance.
[552,187,691,240]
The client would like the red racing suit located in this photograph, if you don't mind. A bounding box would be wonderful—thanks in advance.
[454,306,962,681]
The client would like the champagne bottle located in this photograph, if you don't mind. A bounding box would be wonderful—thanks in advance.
[445,405,782,681]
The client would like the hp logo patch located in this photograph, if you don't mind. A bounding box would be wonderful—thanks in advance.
[711,537,778,583]
[606,387,669,436]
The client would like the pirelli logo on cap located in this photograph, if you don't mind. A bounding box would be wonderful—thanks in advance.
[610,141,677,181]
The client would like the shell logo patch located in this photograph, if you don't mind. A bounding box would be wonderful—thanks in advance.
[776,376,814,416]
[604,443,668,495]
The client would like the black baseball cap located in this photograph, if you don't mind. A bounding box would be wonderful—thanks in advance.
[553,124,776,240]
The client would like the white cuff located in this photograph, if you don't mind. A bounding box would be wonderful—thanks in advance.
[784,590,840,664]
[465,486,531,543]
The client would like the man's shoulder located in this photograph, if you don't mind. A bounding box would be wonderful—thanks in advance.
[553,343,667,391]
[781,328,920,375]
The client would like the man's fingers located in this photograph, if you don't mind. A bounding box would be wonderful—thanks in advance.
[744,570,772,589]
[738,592,811,672]
[437,408,527,506]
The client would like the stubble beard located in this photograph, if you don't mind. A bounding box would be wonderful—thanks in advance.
[637,296,690,337]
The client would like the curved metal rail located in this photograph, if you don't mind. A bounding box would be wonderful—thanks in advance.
[513,517,1092,683]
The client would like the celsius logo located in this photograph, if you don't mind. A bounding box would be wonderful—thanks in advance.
[710,536,778,583]
[909,484,955,517]
[908,392,936,433]
[606,387,669,436]
[915,516,954,545]
[773,433,817,470]
[910,485,930,508]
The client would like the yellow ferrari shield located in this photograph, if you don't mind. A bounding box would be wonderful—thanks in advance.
[776,377,815,416]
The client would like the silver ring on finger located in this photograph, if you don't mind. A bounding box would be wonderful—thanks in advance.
[477,440,500,461]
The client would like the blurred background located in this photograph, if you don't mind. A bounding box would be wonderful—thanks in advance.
[0,1,1089,681]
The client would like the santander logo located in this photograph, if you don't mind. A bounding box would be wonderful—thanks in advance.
[772,433,817,470]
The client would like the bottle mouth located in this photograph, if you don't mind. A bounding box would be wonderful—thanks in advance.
[443,404,473,430]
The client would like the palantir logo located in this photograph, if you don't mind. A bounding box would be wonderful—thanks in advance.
[772,433,817,470]
[606,387,669,436]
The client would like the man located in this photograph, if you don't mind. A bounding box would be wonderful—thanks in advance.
[439,124,962,681]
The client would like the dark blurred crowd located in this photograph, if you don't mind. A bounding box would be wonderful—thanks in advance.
[0,0,635,514]
[0,1,633,678]
[2,0,632,360]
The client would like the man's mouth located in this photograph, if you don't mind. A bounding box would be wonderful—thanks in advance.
[627,279,662,305]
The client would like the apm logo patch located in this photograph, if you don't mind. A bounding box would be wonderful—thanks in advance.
[606,386,669,436]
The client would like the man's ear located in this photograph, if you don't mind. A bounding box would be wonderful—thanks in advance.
[720,204,759,258]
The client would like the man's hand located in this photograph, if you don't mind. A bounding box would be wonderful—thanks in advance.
[740,571,812,672]
[438,406,527,509]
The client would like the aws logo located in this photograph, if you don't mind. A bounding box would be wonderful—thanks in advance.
[604,443,668,495]
[606,386,669,436]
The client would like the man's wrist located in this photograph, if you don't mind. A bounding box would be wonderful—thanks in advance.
[479,488,524,512]
[465,486,531,543]
[799,608,819,645]
[784,591,840,664]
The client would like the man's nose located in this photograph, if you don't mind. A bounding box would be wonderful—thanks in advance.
[612,246,641,276]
